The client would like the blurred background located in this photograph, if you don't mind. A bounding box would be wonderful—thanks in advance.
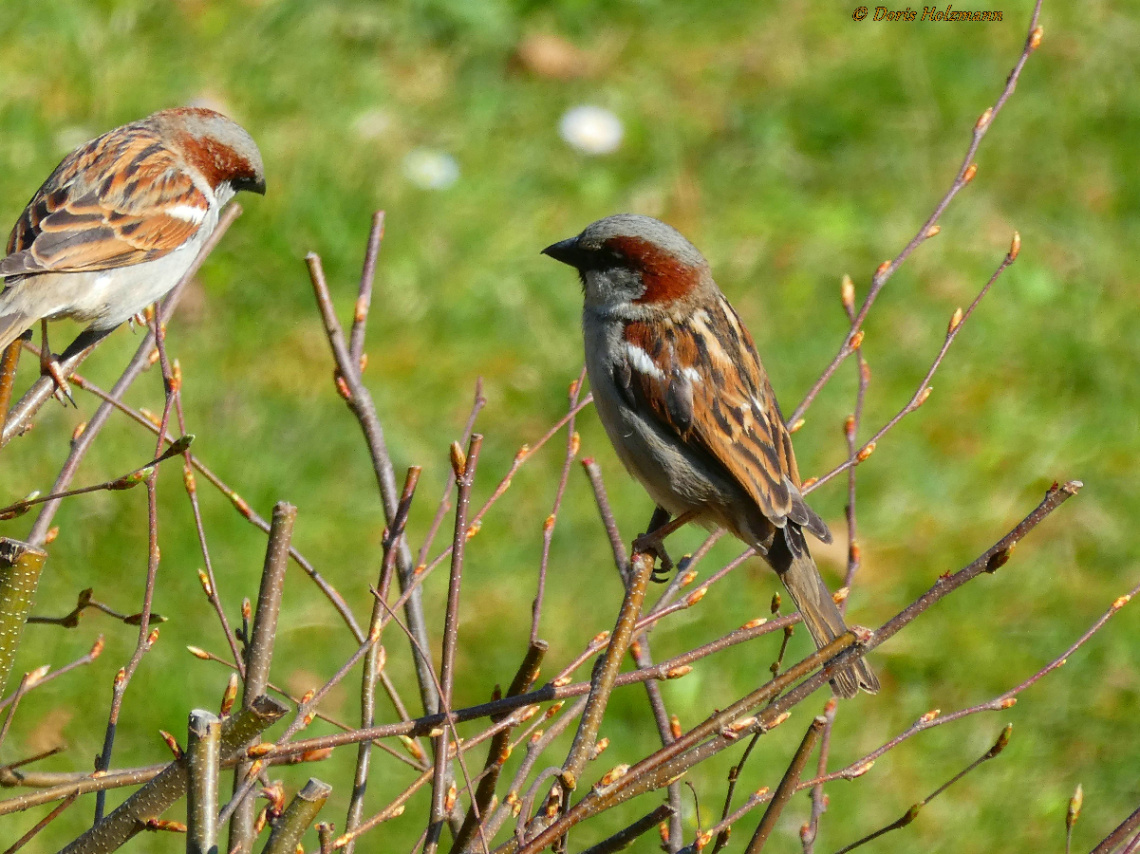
[0,1,1135,850]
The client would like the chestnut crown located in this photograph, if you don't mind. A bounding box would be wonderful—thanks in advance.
[149,107,266,197]
[543,214,710,308]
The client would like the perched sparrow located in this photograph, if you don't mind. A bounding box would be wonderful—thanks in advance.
[0,107,265,358]
[544,214,879,698]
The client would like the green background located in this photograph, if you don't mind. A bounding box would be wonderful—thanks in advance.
[0,1,1136,851]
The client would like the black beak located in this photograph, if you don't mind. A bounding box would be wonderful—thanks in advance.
[234,174,267,196]
[542,236,585,268]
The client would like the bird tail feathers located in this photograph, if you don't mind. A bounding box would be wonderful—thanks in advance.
[766,525,880,698]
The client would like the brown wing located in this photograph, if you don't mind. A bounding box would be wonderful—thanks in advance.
[1,122,208,277]
[621,297,830,542]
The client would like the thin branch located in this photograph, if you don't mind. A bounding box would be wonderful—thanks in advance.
[744,715,826,853]
[426,435,484,854]
[833,724,1012,854]
[307,250,438,716]
[789,0,1043,424]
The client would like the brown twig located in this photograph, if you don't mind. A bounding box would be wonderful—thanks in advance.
[743,715,825,853]
[833,724,1012,854]
[343,466,422,853]
[0,540,47,694]
[426,435,484,854]
[60,696,287,854]
[789,0,1043,425]
[262,778,332,854]
[804,241,1020,496]
[1,791,77,854]
[186,709,221,854]
[307,249,438,716]
[230,501,296,852]
[451,640,550,854]
[579,804,675,854]
[531,372,586,645]
[416,379,486,570]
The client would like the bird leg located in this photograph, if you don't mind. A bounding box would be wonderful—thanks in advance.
[632,507,698,583]
[39,321,76,407]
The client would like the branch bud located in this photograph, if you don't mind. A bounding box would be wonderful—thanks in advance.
[665,665,693,679]
[765,711,791,730]
[963,162,978,184]
[595,763,630,790]
[916,386,933,407]
[840,274,855,311]
[670,714,682,740]
[449,442,467,478]
[975,107,993,131]
[849,330,864,350]
[197,569,213,597]
[1009,230,1021,261]
[856,442,876,462]
[985,723,1013,758]
[918,709,941,724]
[221,673,238,716]
[925,224,941,239]
[590,737,610,759]
[874,260,891,281]
[948,307,964,334]
[1067,784,1084,830]
[788,417,806,434]
[742,618,767,630]
[26,664,49,686]
[1029,26,1043,51]
[400,735,425,763]
[685,586,708,607]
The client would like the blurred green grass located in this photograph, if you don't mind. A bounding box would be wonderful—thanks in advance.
[1,1,1137,850]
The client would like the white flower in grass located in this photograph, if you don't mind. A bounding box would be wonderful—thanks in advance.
[403,148,460,190]
[559,105,623,155]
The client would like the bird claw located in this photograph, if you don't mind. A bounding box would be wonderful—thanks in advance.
[632,531,675,583]
[42,356,76,408]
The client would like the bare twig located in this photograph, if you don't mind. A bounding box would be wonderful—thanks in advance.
[262,778,332,854]
[789,0,1043,424]
[744,715,825,853]
[307,249,438,716]
[579,804,675,854]
[60,696,287,854]
[230,501,296,852]
[186,710,221,854]
[344,466,422,852]
[833,724,1012,854]
[0,540,47,694]
[426,435,483,854]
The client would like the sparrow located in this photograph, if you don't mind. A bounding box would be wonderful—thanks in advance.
[543,214,879,698]
[0,107,266,365]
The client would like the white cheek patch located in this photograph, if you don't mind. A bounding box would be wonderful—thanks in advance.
[625,342,665,380]
[165,204,208,224]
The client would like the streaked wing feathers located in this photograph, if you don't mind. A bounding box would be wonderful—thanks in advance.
[1,124,207,277]
[621,299,830,543]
